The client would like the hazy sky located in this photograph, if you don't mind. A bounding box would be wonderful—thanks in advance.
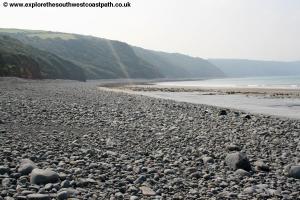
[1,0,300,61]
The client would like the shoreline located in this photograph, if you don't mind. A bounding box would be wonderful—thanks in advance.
[111,83,300,98]
[100,82,300,120]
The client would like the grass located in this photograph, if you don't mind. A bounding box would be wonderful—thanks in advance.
[0,28,38,33]
[27,33,76,40]
[0,28,76,40]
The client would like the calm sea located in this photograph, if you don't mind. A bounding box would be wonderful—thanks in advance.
[156,76,300,89]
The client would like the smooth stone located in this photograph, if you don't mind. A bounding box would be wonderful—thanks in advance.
[26,194,51,200]
[4,197,14,200]
[134,175,146,184]
[190,172,201,179]
[127,186,139,194]
[77,178,96,187]
[202,156,213,164]
[140,186,156,196]
[243,184,271,195]
[254,161,270,172]
[2,178,12,188]
[58,172,67,180]
[30,169,59,185]
[170,178,184,186]
[0,166,9,175]
[255,184,268,191]
[58,188,80,196]
[283,164,293,175]
[21,190,34,195]
[243,186,256,194]
[164,169,175,175]
[114,192,123,199]
[16,197,27,200]
[57,191,68,200]
[288,165,300,179]
[219,110,227,115]
[38,188,46,194]
[184,167,197,174]
[217,191,231,198]
[225,152,251,171]
[18,159,37,175]
[44,183,53,190]
[234,169,250,177]
[226,144,241,151]
[242,114,252,119]
[189,188,198,195]
[10,173,21,179]
[129,196,139,200]
[60,180,70,188]
[18,176,28,185]
[268,189,280,196]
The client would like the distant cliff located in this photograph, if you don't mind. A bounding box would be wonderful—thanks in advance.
[0,28,225,80]
[0,35,86,81]
[133,47,225,78]
[210,59,300,77]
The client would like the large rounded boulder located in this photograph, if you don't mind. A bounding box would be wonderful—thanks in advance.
[225,152,251,171]
[30,168,59,185]
[18,159,37,175]
[288,165,300,179]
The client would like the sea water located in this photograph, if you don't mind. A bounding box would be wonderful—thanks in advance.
[156,75,300,89]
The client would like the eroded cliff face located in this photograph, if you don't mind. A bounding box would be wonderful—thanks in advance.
[0,53,42,79]
[0,35,86,81]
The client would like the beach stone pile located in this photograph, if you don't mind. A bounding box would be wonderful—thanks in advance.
[0,78,299,199]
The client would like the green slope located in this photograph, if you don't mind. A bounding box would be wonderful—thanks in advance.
[0,29,163,79]
[133,47,225,78]
[0,35,86,81]
[0,28,225,80]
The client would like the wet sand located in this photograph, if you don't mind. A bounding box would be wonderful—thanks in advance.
[106,83,300,120]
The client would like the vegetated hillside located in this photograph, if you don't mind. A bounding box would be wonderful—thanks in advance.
[0,28,225,80]
[0,35,86,81]
[209,59,300,77]
[133,47,225,78]
[133,47,188,78]
[0,29,163,79]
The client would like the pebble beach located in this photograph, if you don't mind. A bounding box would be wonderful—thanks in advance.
[0,78,300,199]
